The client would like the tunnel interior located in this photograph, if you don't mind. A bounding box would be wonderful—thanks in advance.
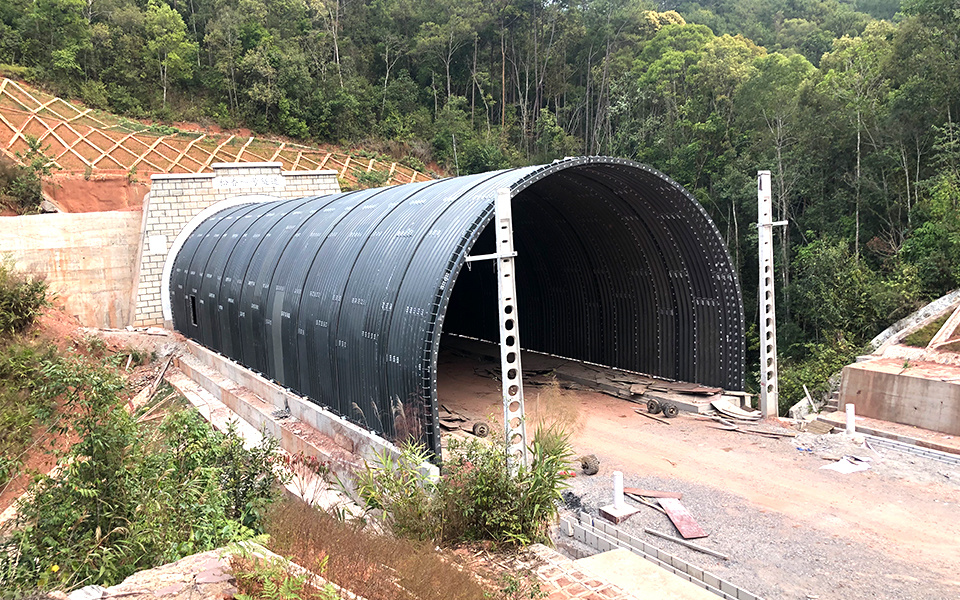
[443,165,740,387]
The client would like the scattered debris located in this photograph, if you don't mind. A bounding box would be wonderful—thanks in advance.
[805,420,836,435]
[744,427,796,438]
[580,454,600,476]
[643,528,729,560]
[438,404,490,437]
[562,490,583,509]
[710,398,762,421]
[623,487,682,499]
[634,408,671,425]
[658,497,707,539]
[707,420,793,439]
[820,456,872,474]
[626,494,668,515]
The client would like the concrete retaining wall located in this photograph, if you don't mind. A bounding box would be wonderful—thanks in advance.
[0,211,141,328]
[839,360,960,435]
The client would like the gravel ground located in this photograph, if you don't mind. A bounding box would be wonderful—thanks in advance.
[554,431,960,600]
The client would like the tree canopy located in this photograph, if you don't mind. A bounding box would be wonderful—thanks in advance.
[2,0,959,407]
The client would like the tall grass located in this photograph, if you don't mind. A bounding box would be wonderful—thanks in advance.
[356,424,574,546]
[266,499,488,600]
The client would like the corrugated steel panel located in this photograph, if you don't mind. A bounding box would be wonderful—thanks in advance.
[170,157,745,454]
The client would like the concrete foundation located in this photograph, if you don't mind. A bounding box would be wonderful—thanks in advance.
[838,358,960,436]
[0,210,141,327]
[576,549,719,600]
[177,340,437,478]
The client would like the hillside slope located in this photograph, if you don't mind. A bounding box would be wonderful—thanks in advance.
[0,78,436,196]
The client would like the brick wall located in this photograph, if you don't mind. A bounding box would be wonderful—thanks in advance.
[132,163,339,327]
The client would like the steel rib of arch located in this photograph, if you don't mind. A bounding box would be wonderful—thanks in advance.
[170,156,745,455]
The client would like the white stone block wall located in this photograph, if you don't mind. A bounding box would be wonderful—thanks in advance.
[132,163,339,327]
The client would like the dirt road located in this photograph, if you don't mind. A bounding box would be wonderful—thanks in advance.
[437,350,960,599]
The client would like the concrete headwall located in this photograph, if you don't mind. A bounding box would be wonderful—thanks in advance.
[839,358,960,435]
[132,163,339,326]
[0,211,141,328]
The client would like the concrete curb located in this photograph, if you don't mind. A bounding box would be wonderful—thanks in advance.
[561,513,763,600]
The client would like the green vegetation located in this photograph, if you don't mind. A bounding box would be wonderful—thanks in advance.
[0,261,50,486]
[265,500,493,600]
[0,136,55,214]
[230,543,338,600]
[0,373,285,592]
[0,264,285,594]
[902,313,949,347]
[356,424,573,546]
[3,0,960,403]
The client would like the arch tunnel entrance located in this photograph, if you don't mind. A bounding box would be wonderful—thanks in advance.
[167,157,744,456]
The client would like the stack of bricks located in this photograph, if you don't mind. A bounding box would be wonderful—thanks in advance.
[132,162,340,327]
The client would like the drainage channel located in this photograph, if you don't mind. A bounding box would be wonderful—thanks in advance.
[560,512,763,600]
[863,434,960,467]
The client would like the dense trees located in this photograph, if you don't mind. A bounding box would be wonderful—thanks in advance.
[2,0,959,405]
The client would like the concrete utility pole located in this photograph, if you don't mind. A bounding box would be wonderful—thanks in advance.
[758,171,786,417]
[465,188,528,469]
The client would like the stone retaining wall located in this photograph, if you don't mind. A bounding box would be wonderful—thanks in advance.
[132,163,339,326]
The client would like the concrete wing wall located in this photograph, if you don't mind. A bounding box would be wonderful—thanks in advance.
[0,210,142,328]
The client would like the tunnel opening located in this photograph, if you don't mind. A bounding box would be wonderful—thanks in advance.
[441,163,739,386]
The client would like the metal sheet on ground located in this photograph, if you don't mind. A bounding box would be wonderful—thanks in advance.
[658,497,707,539]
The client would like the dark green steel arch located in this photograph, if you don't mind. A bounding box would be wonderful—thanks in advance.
[169,157,744,454]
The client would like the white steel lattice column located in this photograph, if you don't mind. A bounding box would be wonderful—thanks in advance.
[495,188,528,468]
[757,170,783,417]
[463,188,527,469]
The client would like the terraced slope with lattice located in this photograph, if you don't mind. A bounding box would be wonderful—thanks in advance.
[0,78,433,188]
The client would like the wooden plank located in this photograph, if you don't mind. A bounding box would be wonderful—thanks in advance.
[235,136,254,162]
[91,132,136,167]
[624,487,682,500]
[129,136,169,173]
[625,493,667,515]
[65,108,92,123]
[2,111,33,149]
[744,427,796,438]
[658,498,707,539]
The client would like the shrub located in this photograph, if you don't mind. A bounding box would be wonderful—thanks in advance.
[777,335,861,413]
[0,136,55,214]
[0,356,285,593]
[0,260,47,334]
[356,424,573,546]
[353,169,390,188]
[353,441,439,540]
[230,542,338,600]
[0,339,61,487]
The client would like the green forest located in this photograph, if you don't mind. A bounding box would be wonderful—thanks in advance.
[2,0,959,407]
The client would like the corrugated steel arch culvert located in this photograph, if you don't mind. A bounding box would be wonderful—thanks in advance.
[168,156,745,455]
